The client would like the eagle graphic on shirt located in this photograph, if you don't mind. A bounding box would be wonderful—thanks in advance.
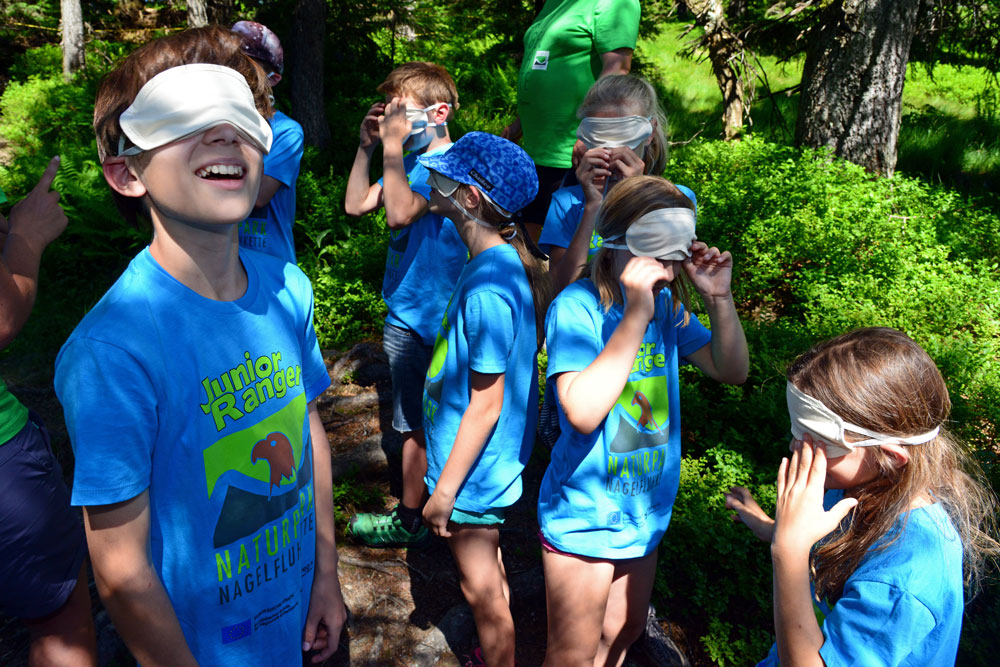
[608,376,670,453]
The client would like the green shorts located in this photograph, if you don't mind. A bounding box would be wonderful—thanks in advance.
[449,506,505,525]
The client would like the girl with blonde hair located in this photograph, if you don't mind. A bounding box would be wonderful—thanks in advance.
[539,175,748,665]
[540,74,696,292]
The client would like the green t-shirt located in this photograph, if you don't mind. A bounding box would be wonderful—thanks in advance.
[517,0,641,168]
[0,377,29,445]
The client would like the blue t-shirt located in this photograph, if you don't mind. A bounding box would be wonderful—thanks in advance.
[55,248,331,665]
[378,144,467,345]
[758,491,964,667]
[538,183,698,257]
[239,111,304,263]
[421,243,539,512]
[538,279,711,559]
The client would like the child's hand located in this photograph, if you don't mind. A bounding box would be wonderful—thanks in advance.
[571,139,587,168]
[683,241,733,299]
[378,97,412,148]
[620,255,671,323]
[5,156,67,250]
[360,102,385,149]
[772,435,858,558]
[303,573,347,662]
[576,147,612,205]
[724,486,775,542]
[422,490,455,538]
[607,146,644,181]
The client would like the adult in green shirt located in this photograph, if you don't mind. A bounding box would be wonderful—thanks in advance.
[503,0,640,237]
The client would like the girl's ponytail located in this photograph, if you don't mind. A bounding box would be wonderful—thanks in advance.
[501,224,552,348]
[472,192,552,348]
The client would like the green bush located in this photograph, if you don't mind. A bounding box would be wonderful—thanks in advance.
[656,137,1000,664]
[658,448,775,665]
[294,157,389,350]
[0,50,143,361]
[670,137,1000,452]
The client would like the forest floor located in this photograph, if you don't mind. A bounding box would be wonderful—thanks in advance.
[0,343,692,666]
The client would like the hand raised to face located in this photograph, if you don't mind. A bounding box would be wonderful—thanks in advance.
[359,102,386,149]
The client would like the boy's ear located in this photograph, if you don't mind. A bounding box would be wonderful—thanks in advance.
[432,102,451,125]
[879,443,910,468]
[102,157,147,198]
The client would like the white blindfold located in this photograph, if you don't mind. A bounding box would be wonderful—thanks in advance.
[602,207,696,261]
[118,64,272,157]
[576,115,653,151]
[786,382,940,458]
[405,103,452,135]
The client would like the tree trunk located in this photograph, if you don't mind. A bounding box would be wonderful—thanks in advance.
[688,0,749,140]
[290,0,331,148]
[188,0,209,28]
[795,0,921,176]
[60,0,85,81]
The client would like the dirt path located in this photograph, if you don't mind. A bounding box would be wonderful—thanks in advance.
[0,343,690,666]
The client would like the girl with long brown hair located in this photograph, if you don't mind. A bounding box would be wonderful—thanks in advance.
[726,327,1000,666]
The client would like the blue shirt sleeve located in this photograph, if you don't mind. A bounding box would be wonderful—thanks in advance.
[545,291,603,378]
[464,291,515,374]
[539,188,579,252]
[376,152,431,201]
[263,114,304,187]
[293,269,331,402]
[819,582,937,667]
[56,339,158,506]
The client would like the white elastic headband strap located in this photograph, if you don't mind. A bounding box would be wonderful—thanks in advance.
[118,64,272,157]
[786,382,940,451]
[407,103,453,133]
[430,170,512,220]
[602,207,697,260]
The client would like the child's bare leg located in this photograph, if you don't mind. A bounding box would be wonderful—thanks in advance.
[541,549,615,667]
[497,545,510,604]
[24,561,97,667]
[595,551,657,667]
[400,428,428,509]
[448,524,514,667]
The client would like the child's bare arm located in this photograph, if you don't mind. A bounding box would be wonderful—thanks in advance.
[345,102,386,216]
[682,241,749,384]
[379,98,430,229]
[422,371,505,536]
[303,400,347,662]
[548,151,607,291]
[84,492,198,667]
[0,156,67,348]
[556,256,670,434]
[724,486,775,542]
[772,437,858,666]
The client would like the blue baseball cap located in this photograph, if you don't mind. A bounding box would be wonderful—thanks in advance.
[419,132,538,214]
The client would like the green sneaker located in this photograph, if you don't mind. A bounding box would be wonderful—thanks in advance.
[347,509,430,548]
